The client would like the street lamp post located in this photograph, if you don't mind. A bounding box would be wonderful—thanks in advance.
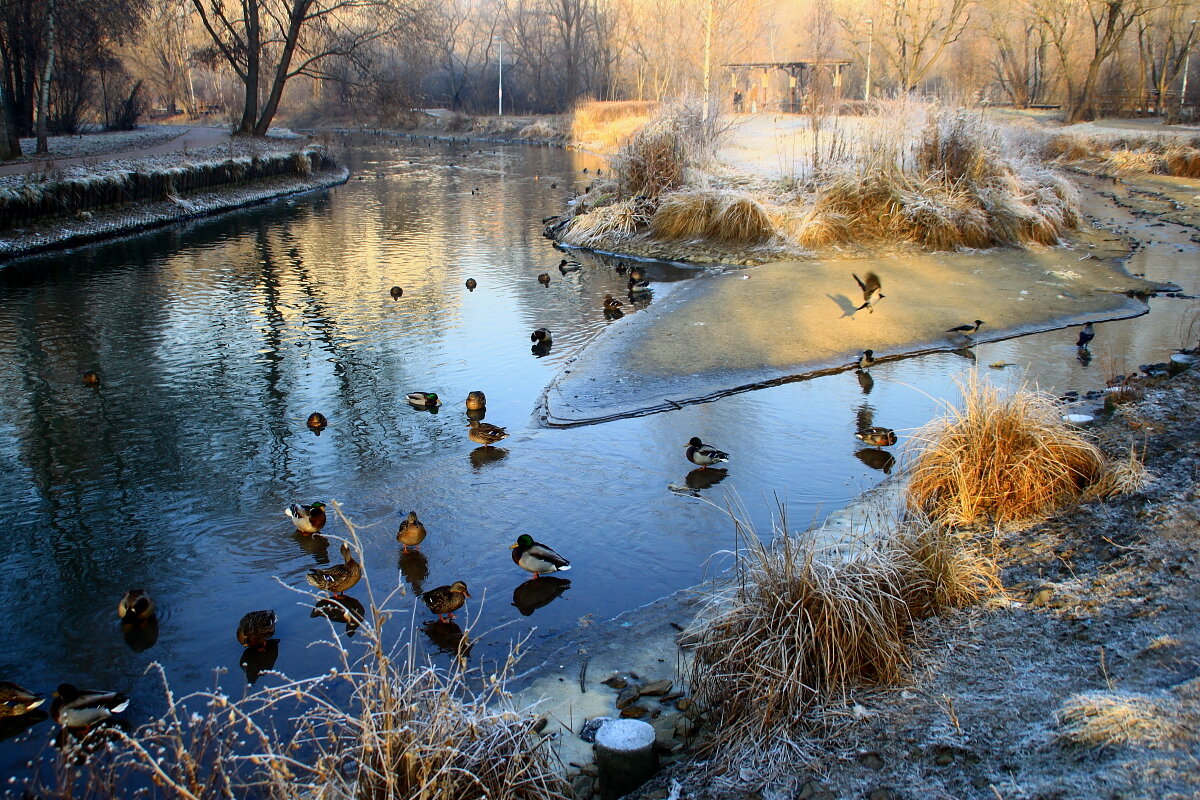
[498,38,504,117]
[864,18,874,102]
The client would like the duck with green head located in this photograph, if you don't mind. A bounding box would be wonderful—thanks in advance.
[855,427,897,447]
[407,392,441,408]
[285,501,327,535]
[510,534,571,579]
[51,684,129,730]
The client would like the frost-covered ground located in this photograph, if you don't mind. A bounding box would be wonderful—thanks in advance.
[9,126,184,164]
[0,136,307,189]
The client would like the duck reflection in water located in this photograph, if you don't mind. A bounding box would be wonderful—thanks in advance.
[422,620,471,662]
[855,448,896,474]
[312,595,366,638]
[857,369,875,395]
[398,549,430,595]
[855,402,876,434]
[121,617,160,653]
[604,307,624,321]
[294,531,331,565]
[512,576,571,616]
[0,709,48,742]
[685,466,728,491]
[239,639,280,685]
[469,445,509,470]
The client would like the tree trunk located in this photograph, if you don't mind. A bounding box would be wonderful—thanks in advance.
[35,0,55,155]
[252,0,312,135]
[239,0,261,134]
[702,0,713,119]
[0,70,20,160]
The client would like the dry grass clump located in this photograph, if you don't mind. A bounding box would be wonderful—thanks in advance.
[1103,148,1164,177]
[795,110,1080,251]
[37,509,567,800]
[895,521,1002,617]
[1057,691,1184,749]
[517,121,563,142]
[687,523,914,751]
[907,376,1106,527]
[560,196,653,247]
[650,188,776,244]
[1163,143,1200,178]
[1086,446,1154,499]
[571,100,659,152]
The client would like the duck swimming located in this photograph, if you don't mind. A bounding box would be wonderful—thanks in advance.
[603,294,624,312]
[465,278,477,291]
[407,392,441,408]
[465,391,486,411]
[537,273,551,285]
[306,412,328,431]
[531,328,553,347]
[390,286,403,300]
[468,419,509,446]
[237,610,277,650]
[510,534,571,579]
[307,543,362,598]
[117,589,156,623]
[0,683,43,717]
[855,427,898,447]
[51,684,129,730]
[559,259,581,273]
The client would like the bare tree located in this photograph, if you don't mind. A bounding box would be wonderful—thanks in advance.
[846,0,974,94]
[191,0,428,135]
[126,0,197,115]
[1061,0,1158,122]
[1138,2,1199,122]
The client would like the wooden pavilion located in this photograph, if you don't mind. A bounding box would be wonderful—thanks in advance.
[723,59,853,113]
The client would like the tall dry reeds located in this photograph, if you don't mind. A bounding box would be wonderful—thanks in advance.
[571,100,659,153]
[906,376,1106,527]
[650,188,775,244]
[35,508,567,800]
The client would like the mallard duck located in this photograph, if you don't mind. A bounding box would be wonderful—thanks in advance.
[531,328,553,347]
[628,266,645,282]
[558,259,581,273]
[627,278,650,295]
[511,534,571,578]
[853,272,884,312]
[306,412,328,431]
[946,320,985,335]
[285,501,327,535]
[422,581,470,622]
[307,542,362,598]
[82,371,101,386]
[465,278,477,291]
[855,427,897,447]
[686,437,729,469]
[407,392,441,408]
[390,286,403,300]
[237,610,277,650]
[468,419,509,446]
[615,262,627,275]
[397,511,427,550]
[50,684,128,729]
[858,350,876,370]
[117,589,156,624]
[603,294,623,311]
[465,391,486,411]
[0,682,43,717]
[1076,322,1095,348]
[537,272,551,285]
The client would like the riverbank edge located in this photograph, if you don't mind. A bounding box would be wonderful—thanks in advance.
[0,165,350,264]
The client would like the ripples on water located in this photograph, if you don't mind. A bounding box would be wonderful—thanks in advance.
[0,134,1195,776]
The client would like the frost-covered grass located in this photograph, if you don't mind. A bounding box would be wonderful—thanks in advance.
[9,126,183,164]
[559,103,1082,255]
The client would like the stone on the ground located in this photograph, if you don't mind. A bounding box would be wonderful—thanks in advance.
[616,685,642,708]
[580,716,613,743]
[640,679,673,696]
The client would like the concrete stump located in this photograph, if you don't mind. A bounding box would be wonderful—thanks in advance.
[1169,353,1195,376]
[594,718,657,798]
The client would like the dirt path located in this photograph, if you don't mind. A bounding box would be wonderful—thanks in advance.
[0,126,230,177]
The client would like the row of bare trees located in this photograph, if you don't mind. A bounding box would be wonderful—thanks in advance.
[0,0,1197,157]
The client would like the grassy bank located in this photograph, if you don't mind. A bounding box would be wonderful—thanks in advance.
[550,102,1082,261]
[651,362,1195,798]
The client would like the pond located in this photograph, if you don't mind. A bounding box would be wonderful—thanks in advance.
[0,134,1195,781]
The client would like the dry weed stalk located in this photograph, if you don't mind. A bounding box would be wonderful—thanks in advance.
[895,520,1002,617]
[906,375,1106,527]
[38,507,567,800]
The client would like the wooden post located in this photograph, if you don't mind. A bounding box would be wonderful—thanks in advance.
[594,719,657,798]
